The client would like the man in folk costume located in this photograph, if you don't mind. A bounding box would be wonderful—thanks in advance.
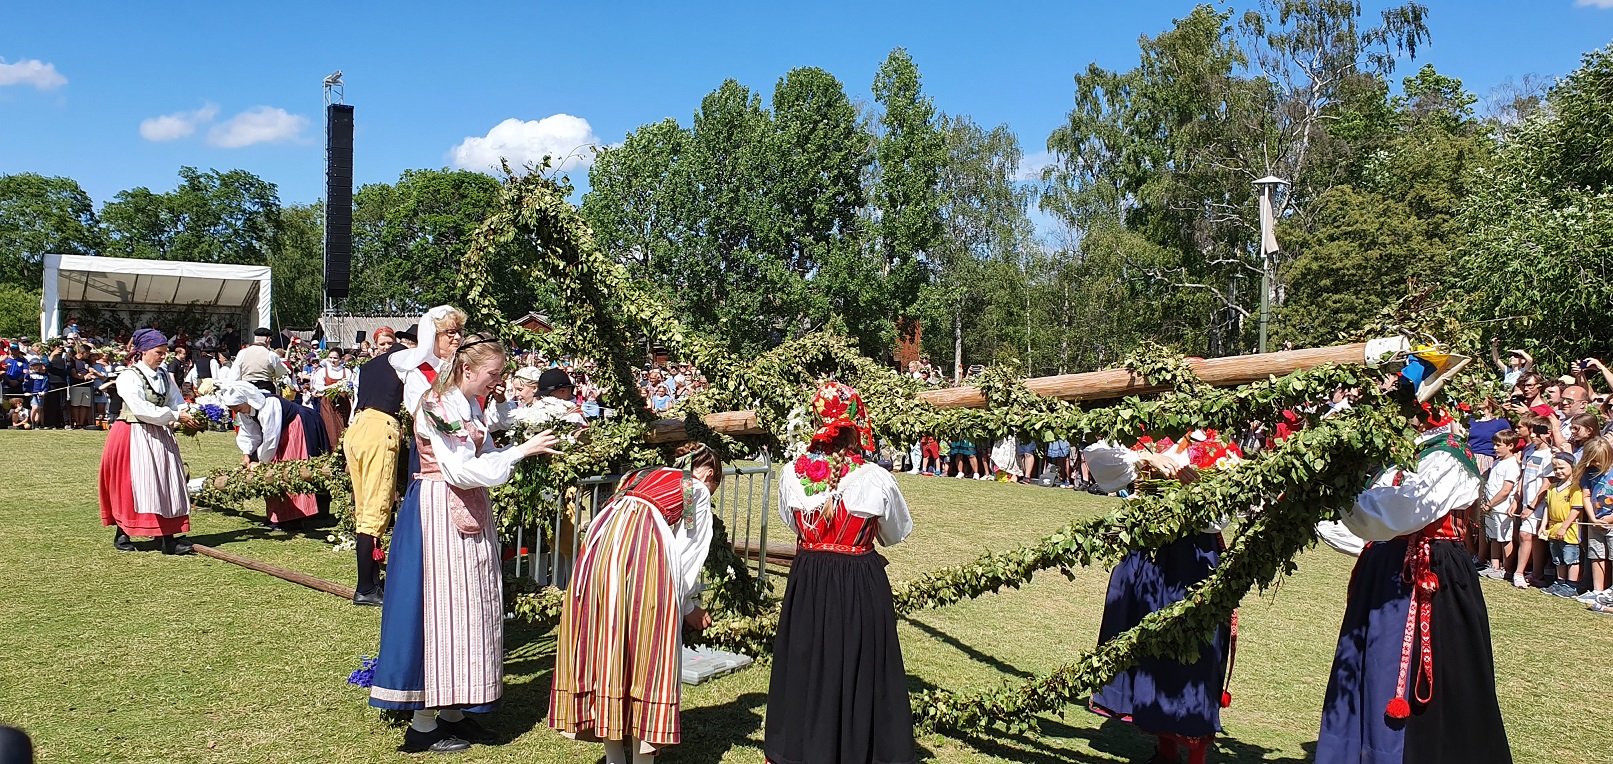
[368,333,560,754]
[548,442,720,764]
[215,381,331,530]
[311,348,353,445]
[234,327,289,394]
[342,326,404,606]
[1315,350,1509,764]
[1081,432,1235,764]
[767,382,915,764]
[98,329,198,555]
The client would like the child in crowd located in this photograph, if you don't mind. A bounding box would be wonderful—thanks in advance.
[1575,437,1613,608]
[1542,452,1584,597]
[950,438,984,479]
[25,359,48,429]
[1514,416,1555,588]
[6,398,26,429]
[1481,429,1520,579]
[919,435,941,475]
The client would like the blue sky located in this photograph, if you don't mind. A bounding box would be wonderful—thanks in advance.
[4,0,1613,213]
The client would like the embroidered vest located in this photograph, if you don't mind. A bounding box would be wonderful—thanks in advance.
[616,467,689,527]
[117,368,170,424]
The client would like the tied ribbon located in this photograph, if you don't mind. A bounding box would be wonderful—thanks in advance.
[1388,534,1439,719]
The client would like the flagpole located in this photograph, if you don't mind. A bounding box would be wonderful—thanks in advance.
[1254,175,1288,354]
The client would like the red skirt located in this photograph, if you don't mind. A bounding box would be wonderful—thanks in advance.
[99,421,190,537]
[266,416,319,523]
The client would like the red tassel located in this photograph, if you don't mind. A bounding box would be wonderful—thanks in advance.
[1385,697,1411,719]
[372,546,386,562]
[1220,691,1232,708]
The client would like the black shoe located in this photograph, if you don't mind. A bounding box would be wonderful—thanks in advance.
[400,726,470,754]
[113,528,137,553]
[160,536,193,556]
[353,587,384,607]
[436,715,494,744]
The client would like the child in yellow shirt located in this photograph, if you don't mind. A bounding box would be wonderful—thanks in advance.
[1543,451,1583,598]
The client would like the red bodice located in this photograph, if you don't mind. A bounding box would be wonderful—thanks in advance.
[793,500,878,555]
[616,467,686,526]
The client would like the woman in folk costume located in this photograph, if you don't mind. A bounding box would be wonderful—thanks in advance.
[1315,351,1509,764]
[98,328,198,555]
[216,381,332,530]
[369,333,561,755]
[1081,432,1233,764]
[766,382,915,764]
[311,348,353,446]
[548,441,720,764]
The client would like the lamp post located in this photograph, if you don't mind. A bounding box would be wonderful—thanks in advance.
[1253,175,1288,354]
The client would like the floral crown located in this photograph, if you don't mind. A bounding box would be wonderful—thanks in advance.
[810,381,875,453]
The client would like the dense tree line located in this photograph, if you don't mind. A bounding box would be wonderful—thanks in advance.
[4,1,1610,368]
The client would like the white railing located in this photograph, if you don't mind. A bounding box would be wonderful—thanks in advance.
[512,453,777,589]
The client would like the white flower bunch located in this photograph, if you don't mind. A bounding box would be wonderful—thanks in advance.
[781,404,813,459]
[509,397,588,444]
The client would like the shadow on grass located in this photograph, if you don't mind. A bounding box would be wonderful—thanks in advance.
[187,500,340,547]
[908,675,1311,764]
[488,620,561,745]
[902,615,1036,679]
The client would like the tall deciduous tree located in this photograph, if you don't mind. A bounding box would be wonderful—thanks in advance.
[872,48,946,336]
[0,173,101,286]
[273,203,326,328]
[347,168,502,314]
[100,167,281,265]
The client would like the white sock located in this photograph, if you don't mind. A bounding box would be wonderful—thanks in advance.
[411,710,438,733]
[632,745,656,764]
[437,709,464,722]
[603,739,628,764]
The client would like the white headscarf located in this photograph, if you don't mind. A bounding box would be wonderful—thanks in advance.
[391,305,457,377]
[216,381,267,410]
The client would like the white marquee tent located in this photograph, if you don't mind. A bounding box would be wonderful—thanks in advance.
[40,254,272,339]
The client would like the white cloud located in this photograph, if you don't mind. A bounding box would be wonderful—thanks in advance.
[206,106,309,148]
[449,114,599,174]
[1576,0,1613,9]
[139,103,220,141]
[1017,150,1058,182]
[0,58,67,90]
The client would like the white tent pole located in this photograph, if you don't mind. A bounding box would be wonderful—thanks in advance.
[40,254,61,339]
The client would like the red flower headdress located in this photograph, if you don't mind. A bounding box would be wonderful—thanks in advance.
[809,381,875,454]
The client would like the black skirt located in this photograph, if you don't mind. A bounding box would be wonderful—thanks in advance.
[1317,538,1511,764]
[765,549,916,764]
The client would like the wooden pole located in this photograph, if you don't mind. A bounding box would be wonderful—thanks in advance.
[645,340,1384,440]
[192,543,355,600]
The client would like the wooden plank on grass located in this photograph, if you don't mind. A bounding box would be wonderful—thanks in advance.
[192,543,354,600]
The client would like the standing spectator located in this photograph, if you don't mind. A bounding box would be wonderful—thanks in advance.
[1507,372,1553,419]
[25,359,48,429]
[44,345,69,429]
[220,324,240,354]
[1515,418,1554,588]
[1466,398,1512,475]
[1047,439,1072,487]
[235,328,289,394]
[950,438,983,479]
[1480,429,1520,579]
[1016,437,1038,484]
[1574,438,1613,607]
[919,435,941,475]
[62,317,81,344]
[4,347,26,409]
[165,345,194,400]
[90,352,111,427]
[1489,338,1531,387]
[68,345,95,428]
[1542,452,1584,597]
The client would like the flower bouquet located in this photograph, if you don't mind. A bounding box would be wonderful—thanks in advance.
[322,379,354,403]
[177,396,232,436]
[508,397,590,448]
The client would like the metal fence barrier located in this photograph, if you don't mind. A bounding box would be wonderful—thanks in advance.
[512,453,776,590]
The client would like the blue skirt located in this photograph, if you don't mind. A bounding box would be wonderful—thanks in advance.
[1090,533,1227,741]
[1317,538,1509,764]
[367,473,499,714]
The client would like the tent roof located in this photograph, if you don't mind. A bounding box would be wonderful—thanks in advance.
[47,254,269,309]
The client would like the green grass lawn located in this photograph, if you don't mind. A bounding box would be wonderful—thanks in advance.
[2,429,1608,762]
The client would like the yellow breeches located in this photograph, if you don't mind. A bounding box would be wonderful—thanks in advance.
[343,408,402,537]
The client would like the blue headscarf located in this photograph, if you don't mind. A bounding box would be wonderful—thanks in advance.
[131,328,169,353]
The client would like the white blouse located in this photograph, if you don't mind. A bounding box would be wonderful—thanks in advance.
[1081,440,1229,534]
[655,480,714,616]
[235,398,284,464]
[115,363,182,427]
[1338,435,1483,544]
[778,462,913,547]
[311,362,351,394]
[418,389,524,490]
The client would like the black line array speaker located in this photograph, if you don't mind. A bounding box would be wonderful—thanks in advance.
[324,103,355,301]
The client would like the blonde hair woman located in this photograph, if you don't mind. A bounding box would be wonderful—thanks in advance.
[369,332,561,754]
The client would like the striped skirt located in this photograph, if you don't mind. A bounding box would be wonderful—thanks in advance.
[549,497,682,748]
[370,477,504,711]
